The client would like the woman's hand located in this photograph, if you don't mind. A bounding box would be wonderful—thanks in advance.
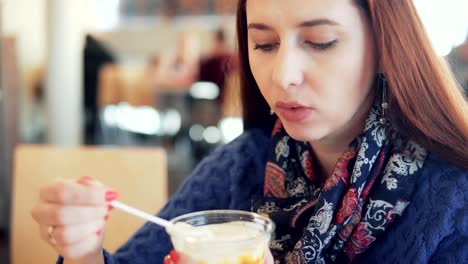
[30,176,118,264]
[265,249,274,264]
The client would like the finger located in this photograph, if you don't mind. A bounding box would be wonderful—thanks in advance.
[31,203,108,226]
[39,219,106,246]
[55,231,104,260]
[178,252,197,264]
[264,248,274,264]
[39,180,117,205]
[38,224,52,243]
[77,177,116,210]
[164,250,180,264]
[76,176,105,187]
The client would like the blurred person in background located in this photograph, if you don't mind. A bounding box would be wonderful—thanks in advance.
[31,1,467,263]
[151,31,200,90]
[189,28,239,162]
[198,28,238,104]
[83,34,116,145]
[446,33,468,96]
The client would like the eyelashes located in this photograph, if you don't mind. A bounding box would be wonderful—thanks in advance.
[305,40,338,50]
[253,43,278,51]
[253,40,338,52]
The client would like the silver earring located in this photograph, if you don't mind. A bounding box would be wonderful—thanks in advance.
[380,77,389,125]
[270,109,274,115]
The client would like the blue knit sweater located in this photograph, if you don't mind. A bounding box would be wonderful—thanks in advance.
[58,129,467,264]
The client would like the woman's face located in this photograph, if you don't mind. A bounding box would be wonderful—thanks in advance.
[247,0,377,143]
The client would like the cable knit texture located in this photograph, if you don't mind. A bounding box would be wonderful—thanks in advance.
[57,129,467,264]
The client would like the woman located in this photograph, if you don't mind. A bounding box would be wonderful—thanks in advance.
[31,0,467,263]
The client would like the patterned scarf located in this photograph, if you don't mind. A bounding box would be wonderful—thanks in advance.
[252,104,428,263]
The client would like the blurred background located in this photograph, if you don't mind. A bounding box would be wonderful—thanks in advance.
[0,0,466,263]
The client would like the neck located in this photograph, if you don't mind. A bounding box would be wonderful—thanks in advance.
[309,97,374,179]
[309,134,356,180]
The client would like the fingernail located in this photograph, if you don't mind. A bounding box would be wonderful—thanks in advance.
[107,205,114,211]
[78,176,94,186]
[96,230,102,236]
[163,255,173,264]
[81,176,94,181]
[169,250,180,263]
[104,214,109,221]
[105,191,119,202]
[164,250,180,264]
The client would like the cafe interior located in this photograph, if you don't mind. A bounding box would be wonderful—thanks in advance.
[0,0,466,263]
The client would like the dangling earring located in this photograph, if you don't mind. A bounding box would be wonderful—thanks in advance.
[380,76,389,125]
[270,109,275,115]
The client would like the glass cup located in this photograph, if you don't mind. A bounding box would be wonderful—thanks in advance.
[167,210,275,264]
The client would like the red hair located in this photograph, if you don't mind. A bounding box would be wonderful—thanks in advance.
[368,0,468,169]
[236,0,468,169]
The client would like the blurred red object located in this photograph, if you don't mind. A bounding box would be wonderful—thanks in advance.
[163,250,180,264]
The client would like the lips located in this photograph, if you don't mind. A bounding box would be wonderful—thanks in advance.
[275,101,314,122]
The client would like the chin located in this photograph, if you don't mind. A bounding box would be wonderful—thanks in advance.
[282,122,328,143]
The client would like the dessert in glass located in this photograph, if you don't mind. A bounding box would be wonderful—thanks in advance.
[167,210,275,264]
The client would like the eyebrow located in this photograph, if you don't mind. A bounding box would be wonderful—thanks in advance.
[248,18,339,31]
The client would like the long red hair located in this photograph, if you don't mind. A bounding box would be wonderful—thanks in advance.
[236,0,468,169]
[368,0,468,169]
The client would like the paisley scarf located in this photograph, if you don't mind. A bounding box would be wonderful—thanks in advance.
[252,104,428,263]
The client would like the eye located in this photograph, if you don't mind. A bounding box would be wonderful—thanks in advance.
[253,43,278,52]
[304,40,338,50]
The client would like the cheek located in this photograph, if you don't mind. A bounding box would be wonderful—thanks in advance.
[310,53,374,125]
[329,39,374,104]
[250,58,273,102]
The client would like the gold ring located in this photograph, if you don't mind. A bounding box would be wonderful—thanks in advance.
[47,225,57,246]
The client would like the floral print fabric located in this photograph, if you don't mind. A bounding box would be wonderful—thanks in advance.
[253,104,428,263]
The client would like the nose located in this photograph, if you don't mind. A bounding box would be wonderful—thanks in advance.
[272,43,305,90]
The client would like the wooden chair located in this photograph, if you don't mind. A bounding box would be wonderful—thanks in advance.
[11,145,168,264]
[98,64,157,108]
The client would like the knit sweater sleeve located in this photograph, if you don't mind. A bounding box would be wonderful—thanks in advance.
[56,129,270,264]
[429,169,468,264]
[352,154,467,264]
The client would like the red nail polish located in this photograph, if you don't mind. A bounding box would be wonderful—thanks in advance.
[107,205,114,211]
[105,191,119,202]
[96,230,102,236]
[104,214,109,221]
[169,250,180,264]
[163,255,173,264]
